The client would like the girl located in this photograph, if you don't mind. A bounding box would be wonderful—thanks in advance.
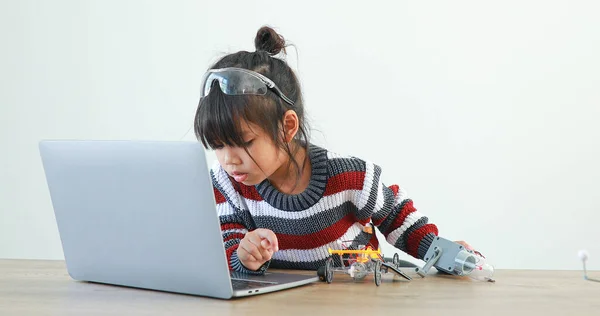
[194,26,474,274]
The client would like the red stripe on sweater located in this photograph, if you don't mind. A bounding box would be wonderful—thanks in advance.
[214,187,226,204]
[406,224,439,258]
[225,244,239,270]
[323,171,365,196]
[389,184,399,197]
[384,200,417,235]
[221,223,246,231]
[276,214,357,250]
[230,177,264,201]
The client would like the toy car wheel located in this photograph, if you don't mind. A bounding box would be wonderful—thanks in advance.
[374,260,382,286]
[325,258,334,284]
[317,265,326,281]
[393,253,400,267]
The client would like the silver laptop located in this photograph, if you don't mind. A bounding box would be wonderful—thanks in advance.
[38,140,318,299]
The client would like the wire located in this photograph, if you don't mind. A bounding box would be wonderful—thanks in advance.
[583,261,600,283]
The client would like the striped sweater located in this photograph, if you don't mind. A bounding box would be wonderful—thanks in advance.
[211,144,439,274]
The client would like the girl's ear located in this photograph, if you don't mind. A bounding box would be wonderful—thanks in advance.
[282,110,299,143]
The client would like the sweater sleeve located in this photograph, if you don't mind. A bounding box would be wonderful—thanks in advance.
[356,161,439,260]
[212,177,270,275]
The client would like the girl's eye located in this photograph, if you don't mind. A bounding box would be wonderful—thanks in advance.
[213,144,224,150]
[243,139,254,147]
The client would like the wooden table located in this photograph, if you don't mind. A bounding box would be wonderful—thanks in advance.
[1,259,599,315]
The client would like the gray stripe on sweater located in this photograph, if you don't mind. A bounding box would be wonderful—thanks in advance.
[327,157,366,176]
[270,258,330,270]
[219,213,256,231]
[253,201,358,235]
[224,239,240,250]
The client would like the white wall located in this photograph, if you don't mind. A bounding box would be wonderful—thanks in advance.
[1,0,599,270]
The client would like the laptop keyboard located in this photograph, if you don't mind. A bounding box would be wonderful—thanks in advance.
[231,279,277,290]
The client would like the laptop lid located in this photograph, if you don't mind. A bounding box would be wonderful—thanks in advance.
[39,140,235,299]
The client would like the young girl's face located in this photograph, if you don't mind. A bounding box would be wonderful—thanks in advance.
[215,120,286,186]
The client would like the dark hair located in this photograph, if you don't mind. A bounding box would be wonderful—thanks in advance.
[194,26,310,186]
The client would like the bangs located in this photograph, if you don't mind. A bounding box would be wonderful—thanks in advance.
[194,84,279,149]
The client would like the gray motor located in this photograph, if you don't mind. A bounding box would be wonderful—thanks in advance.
[416,236,494,282]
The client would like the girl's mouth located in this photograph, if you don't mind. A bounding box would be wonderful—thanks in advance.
[231,172,248,183]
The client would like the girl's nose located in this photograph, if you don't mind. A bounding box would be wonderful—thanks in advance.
[223,148,241,165]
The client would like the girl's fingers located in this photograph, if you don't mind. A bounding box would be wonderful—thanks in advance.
[254,229,279,252]
[240,239,263,262]
[247,233,272,260]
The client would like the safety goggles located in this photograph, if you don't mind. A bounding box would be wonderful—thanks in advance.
[200,67,295,106]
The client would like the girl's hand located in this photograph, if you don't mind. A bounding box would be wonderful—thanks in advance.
[238,228,279,271]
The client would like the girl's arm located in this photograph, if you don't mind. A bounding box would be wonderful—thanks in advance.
[357,162,438,260]
[213,187,271,274]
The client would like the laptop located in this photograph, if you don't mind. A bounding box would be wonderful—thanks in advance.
[38,140,319,299]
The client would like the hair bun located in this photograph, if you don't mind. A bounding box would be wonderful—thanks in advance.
[254,26,286,56]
